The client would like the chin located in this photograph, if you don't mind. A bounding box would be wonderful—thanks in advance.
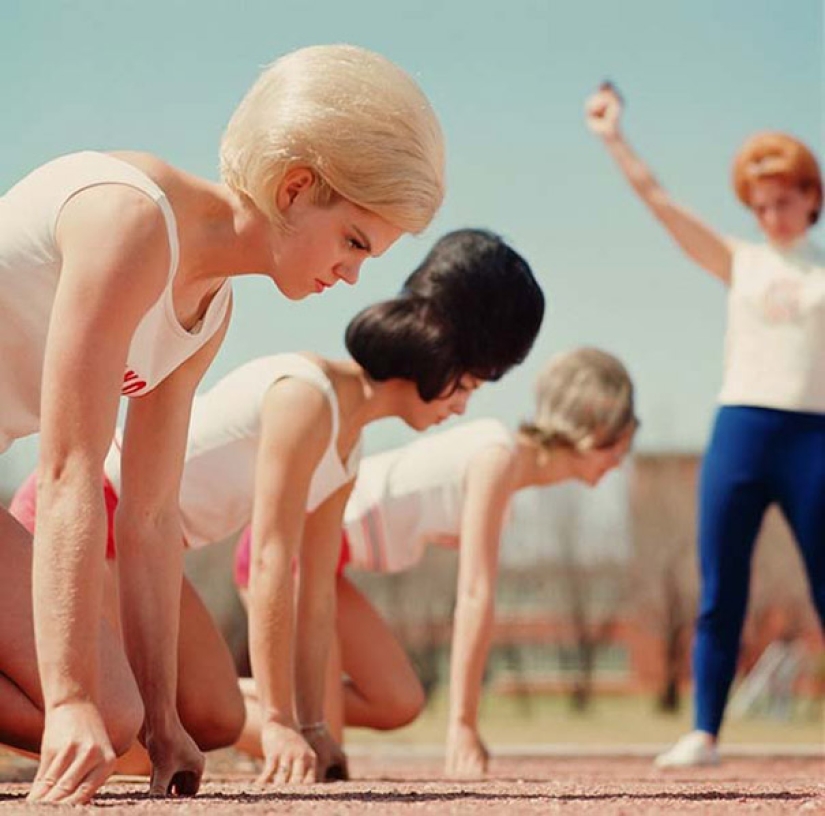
[403,416,429,431]
[768,230,804,248]
[270,273,309,301]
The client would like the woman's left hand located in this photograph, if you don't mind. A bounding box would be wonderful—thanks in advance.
[304,725,349,782]
[145,720,205,797]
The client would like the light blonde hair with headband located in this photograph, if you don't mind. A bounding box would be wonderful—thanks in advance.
[520,347,637,452]
[220,44,445,233]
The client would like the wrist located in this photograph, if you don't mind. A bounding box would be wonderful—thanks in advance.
[142,706,183,742]
[44,694,96,716]
[261,707,298,730]
[448,713,477,730]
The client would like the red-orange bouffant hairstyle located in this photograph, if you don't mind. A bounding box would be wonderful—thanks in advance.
[732,132,822,224]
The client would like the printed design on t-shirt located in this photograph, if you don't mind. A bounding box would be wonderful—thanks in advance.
[761,277,803,323]
[122,369,148,396]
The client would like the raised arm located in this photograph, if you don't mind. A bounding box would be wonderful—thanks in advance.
[30,186,172,804]
[295,482,354,781]
[248,379,331,786]
[115,305,230,797]
[446,444,517,779]
[585,82,733,284]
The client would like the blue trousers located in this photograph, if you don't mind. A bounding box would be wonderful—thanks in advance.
[694,405,825,736]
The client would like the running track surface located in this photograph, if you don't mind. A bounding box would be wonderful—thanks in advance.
[1,754,823,814]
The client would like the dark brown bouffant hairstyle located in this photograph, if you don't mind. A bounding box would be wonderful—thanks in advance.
[346,228,545,400]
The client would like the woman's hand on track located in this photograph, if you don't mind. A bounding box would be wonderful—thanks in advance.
[257,721,317,785]
[145,719,204,797]
[28,701,117,805]
[305,725,349,782]
[445,722,489,779]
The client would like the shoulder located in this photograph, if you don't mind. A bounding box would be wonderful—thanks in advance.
[56,182,170,277]
[804,240,825,268]
[456,418,516,460]
[724,237,767,281]
[467,433,519,486]
[260,371,334,453]
[473,417,514,445]
[725,237,764,259]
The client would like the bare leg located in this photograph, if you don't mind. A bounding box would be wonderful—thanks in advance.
[176,576,246,749]
[113,574,246,775]
[0,507,142,756]
[235,677,264,758]
[234,573,425,759]
[337,575,425,730]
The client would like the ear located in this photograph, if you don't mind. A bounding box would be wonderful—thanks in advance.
[275,166,316,212]
[807,188,822,225]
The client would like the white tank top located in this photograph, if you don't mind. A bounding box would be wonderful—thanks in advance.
[0,151,232,453]
[343,418,514,573]
[719,239,825,413]
[105,353,362,549]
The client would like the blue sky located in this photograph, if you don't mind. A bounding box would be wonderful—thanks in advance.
[1,0,822,494]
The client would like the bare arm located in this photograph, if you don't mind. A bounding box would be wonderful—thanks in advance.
[31,185,172,804]
[295,483,354,780]
[115,304,230,795]
[446,445,517,778]
[248,379,331,785]
[585,83,733,284]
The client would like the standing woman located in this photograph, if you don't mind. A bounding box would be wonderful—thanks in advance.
[0,43,444,803]
[235,347,637,778]
[585,82,825,766]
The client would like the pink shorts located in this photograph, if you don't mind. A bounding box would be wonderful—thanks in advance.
[10,470,119,559]
[233,524,351,589]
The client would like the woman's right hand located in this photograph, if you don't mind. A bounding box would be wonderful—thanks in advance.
[585,81,623,139]
[257,721,317,785]
[445,722,489,779]
[28,701,116,805]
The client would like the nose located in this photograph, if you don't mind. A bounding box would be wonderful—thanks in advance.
[762,207,782,232]
[451,391,470,416]
[335,260,362,287]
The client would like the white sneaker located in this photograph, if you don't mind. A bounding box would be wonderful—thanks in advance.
[655,731,720,768]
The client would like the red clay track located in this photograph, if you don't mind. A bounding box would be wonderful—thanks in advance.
[1,755,823,814]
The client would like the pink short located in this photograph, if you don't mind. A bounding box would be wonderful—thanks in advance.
[233,525,351,589]
[10,470,119,559]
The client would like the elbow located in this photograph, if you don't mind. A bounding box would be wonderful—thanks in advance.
[33,457,107,530]
[249,539,293,590]
[456,585,495,614]
[36,454,100,498]
[115,500,180,555]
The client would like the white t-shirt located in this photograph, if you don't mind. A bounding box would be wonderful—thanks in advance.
[0,151,232,453]
[719,238,825,412]
[105,353,361,549]
[344,418,515,573]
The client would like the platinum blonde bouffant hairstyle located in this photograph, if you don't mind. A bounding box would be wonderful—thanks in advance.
[220,44,445,233]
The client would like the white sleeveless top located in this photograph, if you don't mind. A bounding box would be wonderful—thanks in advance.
[344,418,515,574]
[0,151,232,453]
[719,238,825,413]
[105,353,362,549]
